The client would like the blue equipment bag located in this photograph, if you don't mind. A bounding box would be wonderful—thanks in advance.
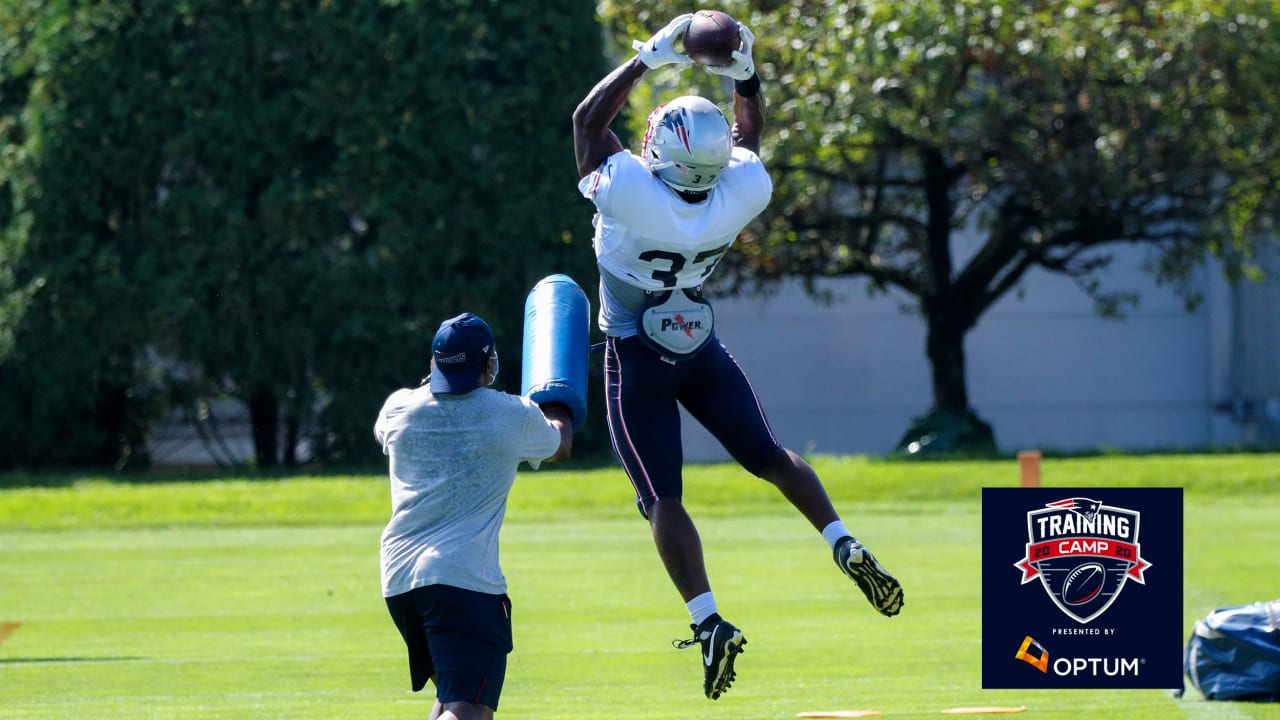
[1184,599,1280,702]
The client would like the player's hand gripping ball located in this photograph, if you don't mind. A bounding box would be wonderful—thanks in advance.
[681,10,741,67]
[633,14,695,69]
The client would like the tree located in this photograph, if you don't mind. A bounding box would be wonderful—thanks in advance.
[0,0,605,470]
[0,1,170,468]
[599,1,1280,454]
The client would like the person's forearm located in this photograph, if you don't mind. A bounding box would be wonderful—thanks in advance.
[540,402,574,462]
[573,57,649,176]
[574,57,648,136]
[732,80,766,153]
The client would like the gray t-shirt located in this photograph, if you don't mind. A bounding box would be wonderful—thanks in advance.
[375,385,561,597]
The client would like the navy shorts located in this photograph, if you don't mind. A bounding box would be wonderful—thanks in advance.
[604,334,782,511]
[384,585,513,710]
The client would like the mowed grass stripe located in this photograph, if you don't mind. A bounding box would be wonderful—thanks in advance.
[3,453,1278,530]
[1,455,1279,718]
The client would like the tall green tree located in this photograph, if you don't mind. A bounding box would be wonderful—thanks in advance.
[0,1,169,468]
[0,0,604,470]
[600,0,1280,453]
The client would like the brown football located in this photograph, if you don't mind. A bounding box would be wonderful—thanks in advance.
[682,10,740,67]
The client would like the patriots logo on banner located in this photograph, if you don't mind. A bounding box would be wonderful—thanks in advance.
[1014,497,1152,624]
[1045,496,1102,520]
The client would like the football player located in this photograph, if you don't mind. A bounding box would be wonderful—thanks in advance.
[571,13,905,702]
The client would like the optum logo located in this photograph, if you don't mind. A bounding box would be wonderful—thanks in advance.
[1053,656,1141,677]
[1015,636,1142,676]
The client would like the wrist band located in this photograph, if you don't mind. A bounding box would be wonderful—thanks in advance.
[734,73,761,97]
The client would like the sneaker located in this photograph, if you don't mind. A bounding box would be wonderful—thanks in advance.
[835,536,904,616]
[673,614,747,700]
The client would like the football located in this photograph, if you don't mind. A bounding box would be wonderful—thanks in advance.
[682,10,741,67]
[1062,562,1106,605]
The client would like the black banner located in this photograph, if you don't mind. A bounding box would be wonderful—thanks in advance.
[982,487,1183,689]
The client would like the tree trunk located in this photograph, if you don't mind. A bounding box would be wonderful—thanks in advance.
[248,387,279,469]
[925,307,971,413]
[94,381,143,470]
[283,413,298,468]
[894,298,997,457]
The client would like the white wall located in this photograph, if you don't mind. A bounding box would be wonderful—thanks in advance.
[679,244,1228,462]
[150,242,1277,467]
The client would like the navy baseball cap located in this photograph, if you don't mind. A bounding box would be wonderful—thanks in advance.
[429,313,495,394]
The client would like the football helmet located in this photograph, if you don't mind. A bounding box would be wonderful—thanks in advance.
[641,96,732,194]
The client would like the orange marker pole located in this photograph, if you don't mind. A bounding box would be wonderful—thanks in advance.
[1017,450,1041,488]
[0,621,22,648]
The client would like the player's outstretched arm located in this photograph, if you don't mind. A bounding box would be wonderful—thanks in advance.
[573,14,694,178]
[572,58,645,178]
[705,23,765,154]
[731,80,766,155]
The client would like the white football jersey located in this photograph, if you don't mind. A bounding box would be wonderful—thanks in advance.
[578,147,772,336]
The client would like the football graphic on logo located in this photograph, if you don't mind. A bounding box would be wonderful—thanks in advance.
[1062,562,1106,605]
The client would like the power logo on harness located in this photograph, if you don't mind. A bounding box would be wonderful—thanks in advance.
[982,487,1183,689]
[1015,496,1152,624]
[660,313,701,338]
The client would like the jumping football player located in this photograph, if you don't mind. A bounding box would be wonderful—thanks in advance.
[571,13,905,702]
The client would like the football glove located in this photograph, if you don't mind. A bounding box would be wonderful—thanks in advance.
[705,24,756,81]
[633,14,694,70]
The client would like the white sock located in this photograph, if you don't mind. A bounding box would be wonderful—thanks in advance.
[686,591,718,626]
[822,520,852,550]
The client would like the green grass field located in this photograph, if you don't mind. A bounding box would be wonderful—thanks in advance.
[2,454,1279,719]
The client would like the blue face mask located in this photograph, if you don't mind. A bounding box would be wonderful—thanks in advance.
[486,352,499,386]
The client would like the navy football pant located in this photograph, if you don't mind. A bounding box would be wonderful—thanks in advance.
[604,334,782,512]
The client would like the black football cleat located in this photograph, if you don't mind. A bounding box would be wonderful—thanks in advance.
[835,536,904,616]
[674,614,747,699]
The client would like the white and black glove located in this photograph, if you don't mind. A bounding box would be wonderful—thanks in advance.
[705,23,756,81]
[632,14,694,70]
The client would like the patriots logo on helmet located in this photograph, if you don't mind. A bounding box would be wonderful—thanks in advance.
[658,108,693,153]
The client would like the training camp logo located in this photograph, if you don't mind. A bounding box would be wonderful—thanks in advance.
[982,487,1182,689]
[1014,496,1152,624]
